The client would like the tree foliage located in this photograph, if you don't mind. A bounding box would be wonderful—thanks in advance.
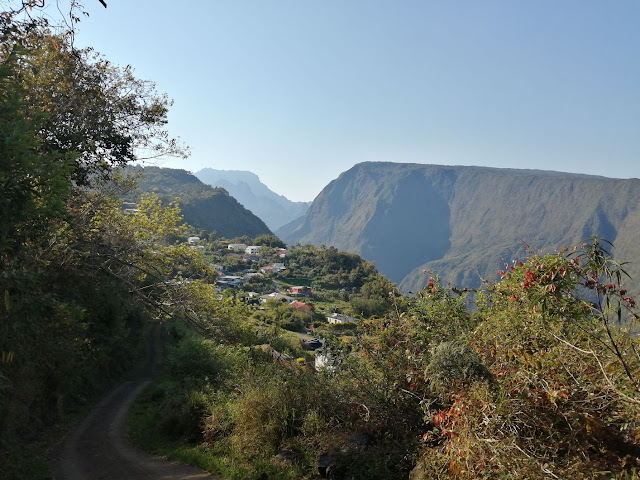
[10,33,184,183]
[286,245,380,290]
[0,13,214,477]
[252,234,286,249]
[0,45,75,253]
[142,240,640,480]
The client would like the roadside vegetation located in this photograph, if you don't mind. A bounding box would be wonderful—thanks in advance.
[129,237,640,480]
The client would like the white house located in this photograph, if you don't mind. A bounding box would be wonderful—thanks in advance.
[326,313,359,324]
[259,265,283,274]
[245,245,261,255]
[188,236,200,245]
[243,272,262,280]
[259,292,296,304]
[228,243,247,252]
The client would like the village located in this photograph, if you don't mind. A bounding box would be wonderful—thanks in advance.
[185,238,367,371]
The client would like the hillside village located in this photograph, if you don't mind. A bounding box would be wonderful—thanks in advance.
[184,236,383,371]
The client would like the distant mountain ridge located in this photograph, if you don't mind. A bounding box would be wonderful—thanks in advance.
[277,162,640,294]
[195,168,310,231]
[125,166,272,238]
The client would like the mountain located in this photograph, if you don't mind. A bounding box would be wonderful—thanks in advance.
[126,166,272,238]
[195,168,310,231]
[277,162,640,293]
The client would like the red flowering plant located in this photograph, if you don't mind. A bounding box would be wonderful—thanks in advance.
[450,237,640,478]
[337,278,482,451]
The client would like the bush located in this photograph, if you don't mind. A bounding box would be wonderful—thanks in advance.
[229,370,318,459]
[168,336,248,386]
[158,383,217,442]
[426,340,493,391]
[168,337,223,382]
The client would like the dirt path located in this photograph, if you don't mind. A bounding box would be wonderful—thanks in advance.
[49,323,220,480]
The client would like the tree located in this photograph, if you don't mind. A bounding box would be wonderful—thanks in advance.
[1,1,106,40]
[349,274,397,318]
[9,33,185,184]
[0,48,75,252]
[0,15,198,474]
[252,234,286,249]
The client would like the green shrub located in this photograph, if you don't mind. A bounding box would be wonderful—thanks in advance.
[168,336,248,386]
[158,384,217,442]
[426,340,493,391]
[168,337,222,382]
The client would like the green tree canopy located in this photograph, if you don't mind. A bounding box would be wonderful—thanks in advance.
[252,234,286,249]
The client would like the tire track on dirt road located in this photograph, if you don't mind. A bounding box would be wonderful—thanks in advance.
[50,323,220,480]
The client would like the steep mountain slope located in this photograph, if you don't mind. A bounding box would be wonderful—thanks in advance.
[126,167,272,238]
[195,168,310,231]
[277,162,640,293]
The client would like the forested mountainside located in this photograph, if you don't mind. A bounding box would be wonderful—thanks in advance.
[195,168,310,231]
[126,166,272,238]
[277,162,640,293]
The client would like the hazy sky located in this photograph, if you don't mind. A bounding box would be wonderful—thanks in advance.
[73,1,639,202]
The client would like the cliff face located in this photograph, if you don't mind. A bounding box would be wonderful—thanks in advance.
[277,162,640,293]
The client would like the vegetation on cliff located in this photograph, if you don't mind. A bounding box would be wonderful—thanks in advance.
[278,162,640,295]
[125,166,273,239]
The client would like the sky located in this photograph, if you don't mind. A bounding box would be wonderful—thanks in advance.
[68,1,640,202]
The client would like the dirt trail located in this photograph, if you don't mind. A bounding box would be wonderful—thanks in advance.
[50,323,219,480]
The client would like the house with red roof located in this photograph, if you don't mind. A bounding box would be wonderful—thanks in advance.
[289,286,313,297]
[293,301,314,313]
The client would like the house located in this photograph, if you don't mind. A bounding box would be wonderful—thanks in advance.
[187,236,200,245]
[259,292,296,304]
[326,313,359,324]
[301,338,323,351]
[292,301,313,313]
[217,275,244,288]
[245,245,261,255]
[243,272,262,280]
[121,202,138,214]
[289,286,312,297]
[259,265,283,274]
[277,249,291,258]
[228,243,247,252]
